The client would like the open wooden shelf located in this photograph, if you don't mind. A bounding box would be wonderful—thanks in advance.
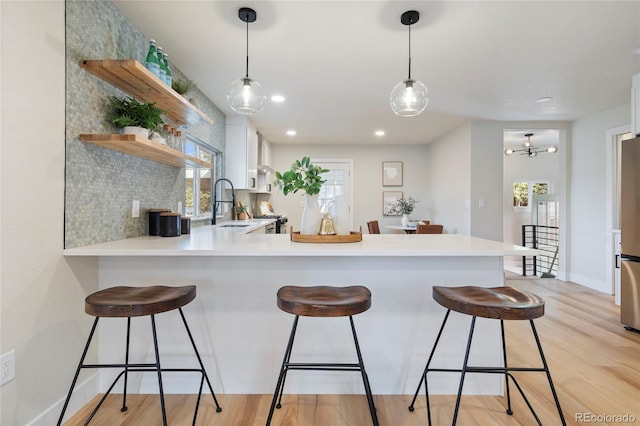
[80,59,213,126]
[79,134,212,168]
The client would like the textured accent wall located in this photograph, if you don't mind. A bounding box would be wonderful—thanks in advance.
[65,0,225,248]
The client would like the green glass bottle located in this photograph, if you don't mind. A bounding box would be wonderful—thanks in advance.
[156,46,167,85]
[163,53,172,87]
[144,39,161,78]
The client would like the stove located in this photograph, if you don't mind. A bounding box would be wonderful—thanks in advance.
[254,215,288,233]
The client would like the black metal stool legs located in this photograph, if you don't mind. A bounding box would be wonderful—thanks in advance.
[57,317,100,426]
[121,317,131,412]
[349,315,379,426]
[266,315,379,426]
[150,314,168,426]
[530,320,566,425]
[408,309,451,424]
[58,310,222,426]
[266,315,299,425]
[409,310,566,425]
[177,307,223,415]
[500,320,513,416]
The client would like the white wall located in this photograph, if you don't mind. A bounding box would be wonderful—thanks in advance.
[270,144,429,233]
[569,104,630,293]
[1,2,99,424]
[424,123,471,235]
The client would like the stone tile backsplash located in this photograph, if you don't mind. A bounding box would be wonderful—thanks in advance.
[65,0,225,248]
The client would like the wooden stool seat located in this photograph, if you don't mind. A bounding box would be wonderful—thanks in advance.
[277,285,371,317]
[433,286,544,320]
[85,285,196,318]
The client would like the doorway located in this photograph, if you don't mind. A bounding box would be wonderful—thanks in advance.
[313,159,353,234]
[503,129,562,276]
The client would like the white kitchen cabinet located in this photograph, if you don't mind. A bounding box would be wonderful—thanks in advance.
[257,135,274,192]
[225,116,258,189]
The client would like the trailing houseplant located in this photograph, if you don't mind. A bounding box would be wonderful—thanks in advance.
[274,156,329,234]
[108,96,165,138]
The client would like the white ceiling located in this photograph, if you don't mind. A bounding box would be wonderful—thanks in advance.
[113,1,640,146]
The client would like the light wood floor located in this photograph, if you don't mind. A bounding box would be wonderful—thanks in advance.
[64,275,640,425]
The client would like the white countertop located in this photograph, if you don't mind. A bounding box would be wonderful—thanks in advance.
[63,224,537,257]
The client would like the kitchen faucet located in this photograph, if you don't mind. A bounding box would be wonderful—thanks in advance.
[212,178,235,225]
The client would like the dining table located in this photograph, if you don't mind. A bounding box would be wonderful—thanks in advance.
[385,225,418,234]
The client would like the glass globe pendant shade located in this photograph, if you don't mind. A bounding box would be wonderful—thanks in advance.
[227,77,266,115]
[390,78,429,117]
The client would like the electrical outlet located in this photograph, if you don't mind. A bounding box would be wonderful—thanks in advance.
[132,200,140,218]
[1,350,15,386]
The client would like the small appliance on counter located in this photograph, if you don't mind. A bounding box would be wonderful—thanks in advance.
[255,201,288,233]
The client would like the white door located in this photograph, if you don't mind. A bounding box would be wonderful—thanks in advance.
[314,160,353,234]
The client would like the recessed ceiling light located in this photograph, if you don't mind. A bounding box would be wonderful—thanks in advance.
[536,97,553,103]
[286,130,296,136]
[375,130,385,137]
[271,95,285,103]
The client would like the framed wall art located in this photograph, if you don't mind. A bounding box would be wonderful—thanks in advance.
[383,191,403,215]
[383,161,403,186]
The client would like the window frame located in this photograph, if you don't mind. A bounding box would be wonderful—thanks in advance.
[512,180,552,211]
[184,134,220,219]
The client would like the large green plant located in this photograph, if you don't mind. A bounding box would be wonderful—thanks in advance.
[274,156,329,196]
[108,96,165,131]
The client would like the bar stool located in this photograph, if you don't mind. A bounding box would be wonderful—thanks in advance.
[408,286,566,425]
[57,285,222,425]
[266,285,379,426]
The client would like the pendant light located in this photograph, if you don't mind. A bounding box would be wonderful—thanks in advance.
[227,7,266,115]
[390,10,429,117]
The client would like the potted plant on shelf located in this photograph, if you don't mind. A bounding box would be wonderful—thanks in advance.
[389,196,418,227]
[171,78,197,96]
[108,96,165,140]
[172,79,200,107]
[274,156,329,235]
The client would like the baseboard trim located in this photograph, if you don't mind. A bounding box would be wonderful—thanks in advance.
[27,373,98,426]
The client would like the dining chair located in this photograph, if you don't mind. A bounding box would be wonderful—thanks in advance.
[416,224,443,234]
[367,221,380,234]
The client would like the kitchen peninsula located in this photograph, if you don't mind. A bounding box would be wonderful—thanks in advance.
[63,227,536,397]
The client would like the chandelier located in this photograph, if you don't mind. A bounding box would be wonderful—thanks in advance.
[504,133,558,157]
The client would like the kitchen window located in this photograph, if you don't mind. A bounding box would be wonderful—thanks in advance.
[184,135,219,218]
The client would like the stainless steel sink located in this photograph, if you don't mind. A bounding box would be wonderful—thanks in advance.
[219,224,250,228]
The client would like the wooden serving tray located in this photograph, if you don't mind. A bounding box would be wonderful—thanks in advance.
[290,231,362,243]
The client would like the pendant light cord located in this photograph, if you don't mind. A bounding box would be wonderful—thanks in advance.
[408,24,412,80]
[245,20,249,78]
